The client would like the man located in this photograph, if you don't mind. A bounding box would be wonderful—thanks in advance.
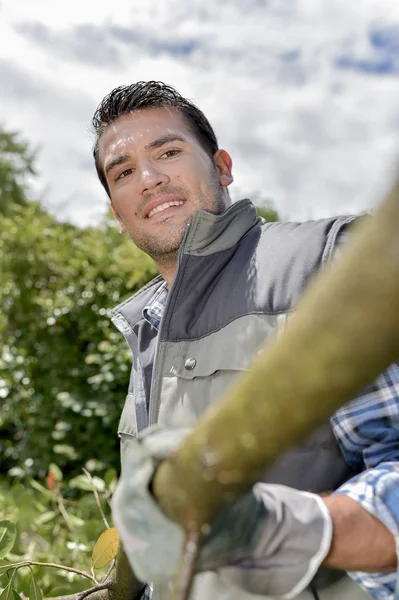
[91,81,399,599]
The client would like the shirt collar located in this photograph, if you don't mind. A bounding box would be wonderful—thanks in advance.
[142,281,168,330]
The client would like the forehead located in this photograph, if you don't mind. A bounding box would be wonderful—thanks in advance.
[98,107,193,165]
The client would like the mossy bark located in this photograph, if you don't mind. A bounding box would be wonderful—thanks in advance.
[153,175,399,532]
[50,175,399,600]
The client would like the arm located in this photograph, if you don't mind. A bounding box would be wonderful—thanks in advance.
[325,361,399,596]
[200,364,399,598]
[317,236,399,574]
[112,364,399,598]
[323,494,397,572]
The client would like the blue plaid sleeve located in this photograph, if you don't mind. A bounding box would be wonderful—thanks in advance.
[331,362,399,599]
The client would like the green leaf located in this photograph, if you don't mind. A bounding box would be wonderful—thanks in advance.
[69,475,105,492]
[53,445,78,460]
[0,581,14,600]
[29,479,54,500]
[0,560,17,577]
[35,511,56,526]
[0,522,16,560]
[68,515,85,528]
[48,463,63,482]
[29,576,43,600]
[104,468,118,492]
[12,590,21,600]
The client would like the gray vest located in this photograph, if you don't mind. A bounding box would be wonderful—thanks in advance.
[112,200,369,600]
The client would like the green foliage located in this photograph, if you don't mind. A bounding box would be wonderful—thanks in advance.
[0,522,16,559]
[0,128,35,214]
[0,579,14,600]
[0,470,117,598]
[0,125,157,480]
[256,205,280,222]
[29,576,44,600]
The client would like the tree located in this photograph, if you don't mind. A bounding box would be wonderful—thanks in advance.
[0,127,157,480]
[256,205,280,222]
[0,124,151,600]
[0,128,35,214]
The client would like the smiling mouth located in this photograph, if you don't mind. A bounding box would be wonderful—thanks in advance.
[147,200,184,218]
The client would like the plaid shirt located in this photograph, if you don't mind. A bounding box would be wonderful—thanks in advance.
[137,286,399,600]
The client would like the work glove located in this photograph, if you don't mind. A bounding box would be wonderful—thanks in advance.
[112,425,333,598]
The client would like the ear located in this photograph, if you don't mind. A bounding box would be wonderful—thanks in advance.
[214,150,234,188]
[110,203,128,234]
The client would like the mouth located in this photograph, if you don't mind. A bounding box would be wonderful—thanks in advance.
[145,195,185,219]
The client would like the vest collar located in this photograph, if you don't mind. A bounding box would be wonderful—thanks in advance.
[182,198,257,256]
[111,199,258,331]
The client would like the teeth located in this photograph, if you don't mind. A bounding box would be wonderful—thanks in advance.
[148,201,184,218]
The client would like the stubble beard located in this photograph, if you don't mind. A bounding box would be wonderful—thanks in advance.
[135,215,190,267]
[131,172,227,266]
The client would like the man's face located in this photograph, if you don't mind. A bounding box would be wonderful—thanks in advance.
[98,107,233,261]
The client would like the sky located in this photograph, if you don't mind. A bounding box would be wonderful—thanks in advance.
[1,0,399,225]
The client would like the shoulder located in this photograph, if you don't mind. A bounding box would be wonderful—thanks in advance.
[258,215,356,246]
[253,216,356,287]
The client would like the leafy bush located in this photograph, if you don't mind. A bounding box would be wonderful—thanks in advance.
[0,127,157,481]
[0,200,157,480]
[0,467,119,598]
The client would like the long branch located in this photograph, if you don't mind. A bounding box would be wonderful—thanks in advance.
[47,547,143,600]
[18,561,97,584]
[44,178,399,600]
[76,582,110,600]
[153,173,399,531]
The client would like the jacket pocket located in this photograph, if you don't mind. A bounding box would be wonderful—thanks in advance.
[158,314,283,427]
[169,312,285,380]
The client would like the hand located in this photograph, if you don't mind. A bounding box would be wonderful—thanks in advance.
[112,426,333,598]
[111,426,190,583]
[198,484,333,598]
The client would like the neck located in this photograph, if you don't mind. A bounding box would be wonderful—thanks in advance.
[154,253,178,286]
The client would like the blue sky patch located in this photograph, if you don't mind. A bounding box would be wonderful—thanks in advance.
[369,23,399,53]
[336,23,399,76]
[336,55,397,75]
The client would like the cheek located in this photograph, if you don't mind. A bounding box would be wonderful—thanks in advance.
[113,190,141,218]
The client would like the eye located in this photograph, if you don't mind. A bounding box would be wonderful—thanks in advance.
[160,149,181,159]
[115,168,134,181]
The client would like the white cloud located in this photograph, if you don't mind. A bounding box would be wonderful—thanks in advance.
[1,0,399,224]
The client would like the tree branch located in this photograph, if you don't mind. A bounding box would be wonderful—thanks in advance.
[17,561,96,584]
[47,547,143,600]
[153,173,399,530]
[76,582,110,600]
[152,174,399,600]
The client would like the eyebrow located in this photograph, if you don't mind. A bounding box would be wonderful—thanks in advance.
[144,134,186,150]
[105,153,130,176]
[104,135,186,177]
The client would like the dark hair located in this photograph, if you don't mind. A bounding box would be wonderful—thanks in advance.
[91,81,219,197]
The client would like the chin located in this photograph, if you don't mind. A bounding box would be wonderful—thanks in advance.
[135,225,186,257]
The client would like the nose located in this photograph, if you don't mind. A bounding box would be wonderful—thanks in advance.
[138,159,170,195]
